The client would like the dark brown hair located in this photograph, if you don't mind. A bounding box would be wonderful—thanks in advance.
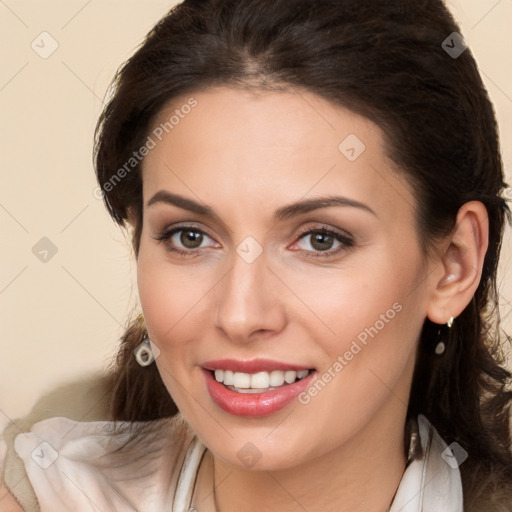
[94,0,512,507]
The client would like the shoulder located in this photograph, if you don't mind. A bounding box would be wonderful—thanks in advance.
[2,414,193,512]
[1,418,40,512]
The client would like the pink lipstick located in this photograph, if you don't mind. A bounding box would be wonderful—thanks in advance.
[202,359,316,417]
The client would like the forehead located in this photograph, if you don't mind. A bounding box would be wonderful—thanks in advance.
[141,87,417,225]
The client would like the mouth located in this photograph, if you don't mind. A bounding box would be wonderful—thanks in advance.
[201,359,317,416]
[210,368,312,393]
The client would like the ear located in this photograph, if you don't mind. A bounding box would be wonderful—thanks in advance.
[426,201,489,324]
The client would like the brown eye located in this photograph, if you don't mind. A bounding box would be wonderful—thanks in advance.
[297,230,342,252]
[309,232,335,251]
[293,226,354,258]
[153,225,218,256]
[180,229,203,249]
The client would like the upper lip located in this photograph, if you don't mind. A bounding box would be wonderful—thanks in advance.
[202,358,313,373]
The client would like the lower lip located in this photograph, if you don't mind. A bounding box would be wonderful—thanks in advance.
[203,369,316,417]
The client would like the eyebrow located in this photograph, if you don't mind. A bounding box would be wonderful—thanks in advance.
[146,190,377,221]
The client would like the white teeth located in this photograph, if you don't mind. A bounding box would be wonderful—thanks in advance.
[232,372,251,389]
[284,370,296,384]
[223,370,234,385]
[251,372,270,388]
[269,370,285,386]
[213,369,310,391]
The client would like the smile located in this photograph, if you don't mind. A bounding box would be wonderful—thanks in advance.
[213,369,310,393]
[202,359,317,416]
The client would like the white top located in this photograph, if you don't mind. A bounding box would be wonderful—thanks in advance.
[10,413,463,511]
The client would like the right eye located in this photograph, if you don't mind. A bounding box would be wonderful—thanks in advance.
[153,225,219,256]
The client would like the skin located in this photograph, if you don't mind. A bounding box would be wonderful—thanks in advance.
[133,87,488,512]
[0,487,23,512]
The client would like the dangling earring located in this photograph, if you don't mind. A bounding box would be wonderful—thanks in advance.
[134,314,157,366]
[434,316,454,355]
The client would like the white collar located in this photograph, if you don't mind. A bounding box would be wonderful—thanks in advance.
[390,414,464,512]
[173,414,464,512]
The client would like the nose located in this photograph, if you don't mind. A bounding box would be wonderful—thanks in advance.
[214,248,287,343]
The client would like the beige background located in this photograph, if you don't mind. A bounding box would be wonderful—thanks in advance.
[1,0,511,434]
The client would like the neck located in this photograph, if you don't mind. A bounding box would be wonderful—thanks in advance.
[211,402,408,512]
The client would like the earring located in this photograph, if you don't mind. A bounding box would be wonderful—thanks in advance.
[134,314,156,366]
[135,336,156,366]
[434,316,454,355]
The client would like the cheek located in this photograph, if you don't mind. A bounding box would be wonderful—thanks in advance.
[136,247,207,410]
[286,278,421,455]
[290,249,425,407]
[290,251,422,346]
[136,240,213,343]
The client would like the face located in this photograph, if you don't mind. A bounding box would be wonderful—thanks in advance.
[137,87,434,471]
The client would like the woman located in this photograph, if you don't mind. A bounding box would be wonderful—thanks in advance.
[2,0,512,510]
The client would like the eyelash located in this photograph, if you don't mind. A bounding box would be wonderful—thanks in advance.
[153,224,354,258]
[294,225,354,258]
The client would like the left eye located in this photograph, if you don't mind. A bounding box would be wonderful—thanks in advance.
[298,231,338,251]
[294,228,353,256]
